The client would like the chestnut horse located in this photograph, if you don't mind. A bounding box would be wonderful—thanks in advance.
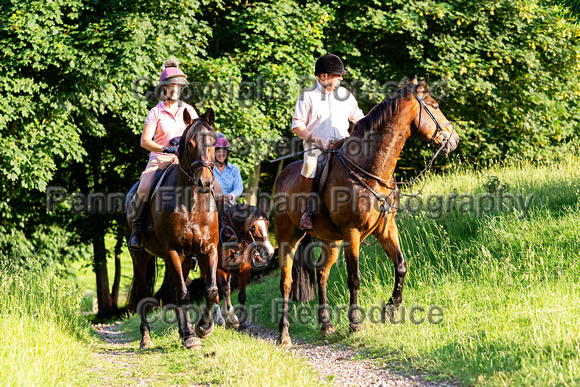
[274,77,459,347]
[126,109,219,350]
[213,202,275,330]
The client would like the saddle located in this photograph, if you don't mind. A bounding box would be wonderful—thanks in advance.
[314,139,345,194]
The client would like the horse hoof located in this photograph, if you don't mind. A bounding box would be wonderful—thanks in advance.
[321,325,336,337]
[226,320,240,330]
[237,323,249,333]
[139,339,154,350]
[349,321,364,333]
[183,336,202,350]
[278,334,292,348]
[195,319,214,339]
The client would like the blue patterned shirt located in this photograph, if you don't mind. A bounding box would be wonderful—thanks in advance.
[214,163,244,200]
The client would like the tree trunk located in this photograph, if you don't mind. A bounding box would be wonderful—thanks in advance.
[248,161,261,206]
[94,231,117,318]
[111,228,123,307]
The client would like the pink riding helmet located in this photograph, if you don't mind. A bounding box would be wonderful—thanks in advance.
[159,59,187,86]
[215,135,230,150]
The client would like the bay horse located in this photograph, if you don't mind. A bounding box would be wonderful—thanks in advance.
[212,202,275,330]
[274,76,459,347]
[126,109,219,350]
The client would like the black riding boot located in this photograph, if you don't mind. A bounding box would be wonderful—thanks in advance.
[299,175,315,231]
[129,196,147,250]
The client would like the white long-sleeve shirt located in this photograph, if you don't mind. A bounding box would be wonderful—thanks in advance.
[292,81,364,142]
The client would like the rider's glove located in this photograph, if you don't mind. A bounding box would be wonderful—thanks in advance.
[162,146,179,154]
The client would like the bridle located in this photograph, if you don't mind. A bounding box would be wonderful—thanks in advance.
[179,130,216,183]
[334,86,456,215]
[223,211,270,265]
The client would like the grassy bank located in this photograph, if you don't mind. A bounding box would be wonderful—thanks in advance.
[0,268,94,386]
[242,154,580,385]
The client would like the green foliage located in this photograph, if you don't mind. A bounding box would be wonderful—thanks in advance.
[188,0,330,181]
[325,0,580,163]
[554,0,580,22]
[0,0,212,264]
[2,0,580,276]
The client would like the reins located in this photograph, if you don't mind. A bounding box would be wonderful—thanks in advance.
[223,208,268,266]
[333,87,456,227]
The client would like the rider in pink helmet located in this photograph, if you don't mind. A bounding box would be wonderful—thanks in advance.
[128,59,198,250]
[214,133,243,204]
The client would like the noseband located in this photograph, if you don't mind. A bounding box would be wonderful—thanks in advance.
[224,216,269,265]
[409,88,453,145]
[333,87,457,219]
[179,138,215,183]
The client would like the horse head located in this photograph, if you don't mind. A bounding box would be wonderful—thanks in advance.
[178,108,217,193]
[232,202,275,261]
[408,75,459,154]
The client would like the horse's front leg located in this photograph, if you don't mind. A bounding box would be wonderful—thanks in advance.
[195,243,218,339]
[344,230,364,333]
[373,217,406,312]
[317,240,340,337]
[236,262,252,331]
[216,263,240,329]
[167,250,201,350]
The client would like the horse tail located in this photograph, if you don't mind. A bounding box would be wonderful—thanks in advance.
[127,255,157,313]
[290,234,317,302]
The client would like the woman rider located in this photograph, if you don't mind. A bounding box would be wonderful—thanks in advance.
[213,133,243,204]
[129,59,198,250]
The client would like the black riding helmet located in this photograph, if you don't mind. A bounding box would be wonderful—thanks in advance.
[314,53,348,76]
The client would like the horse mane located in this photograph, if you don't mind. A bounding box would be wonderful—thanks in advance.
[350,85,412,137]
[231,203,268,231]
[177,118,214,160]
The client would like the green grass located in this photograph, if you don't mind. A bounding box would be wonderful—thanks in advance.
[241,153,580,386]
[0,268,94,386]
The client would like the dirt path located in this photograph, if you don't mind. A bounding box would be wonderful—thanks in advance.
[91,322,456,386]
[244,323,455,387]
[90,323,156,386]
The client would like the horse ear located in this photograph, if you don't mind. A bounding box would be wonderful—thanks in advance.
[183,108,193,126]
[418,75,429,94]
[411,76,418,85]
[204,108,215,127]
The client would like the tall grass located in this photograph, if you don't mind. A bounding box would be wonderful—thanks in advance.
[0,267,93,386]
[245,152,580,385]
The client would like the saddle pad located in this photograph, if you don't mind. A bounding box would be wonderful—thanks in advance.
[150,166,172,201]
[315,140,345,194]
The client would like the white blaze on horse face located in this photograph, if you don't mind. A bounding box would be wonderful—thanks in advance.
[257,219,275,256]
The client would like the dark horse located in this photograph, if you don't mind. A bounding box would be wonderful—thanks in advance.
[126,109,219,350]
[212,202,275,330]
[274,77,460,347]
